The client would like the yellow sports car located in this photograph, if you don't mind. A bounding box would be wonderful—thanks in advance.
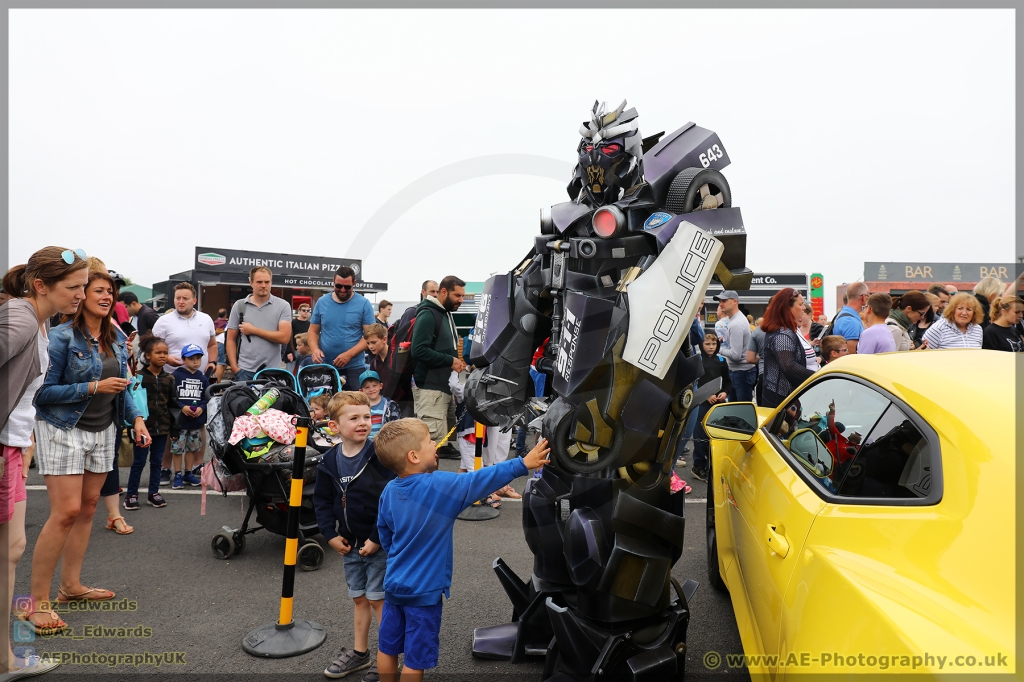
[702,350,1015,677]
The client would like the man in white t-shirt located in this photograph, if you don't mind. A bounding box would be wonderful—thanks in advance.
[152,282,218,373]
[151,282,217,485]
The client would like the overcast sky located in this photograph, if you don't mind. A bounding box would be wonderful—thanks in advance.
[9,8,1015,312]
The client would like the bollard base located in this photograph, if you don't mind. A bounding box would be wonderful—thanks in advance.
[458,504,500,521]
[242,619,327,658]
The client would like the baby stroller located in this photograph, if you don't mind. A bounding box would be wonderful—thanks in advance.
[253,366,299,392]
[205,379,329,570]
[296,364,345,449]
[296,363,343,399]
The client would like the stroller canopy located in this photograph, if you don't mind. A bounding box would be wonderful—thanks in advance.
[297,364,342,399]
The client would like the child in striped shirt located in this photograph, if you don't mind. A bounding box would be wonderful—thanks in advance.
[358,370,400,440]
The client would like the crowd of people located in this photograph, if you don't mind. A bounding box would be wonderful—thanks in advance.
[1,245,1017,681]
[0,248,541,681]
[676,277,1022,489]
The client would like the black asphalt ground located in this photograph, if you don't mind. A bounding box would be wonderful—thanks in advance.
[13,444,748,681]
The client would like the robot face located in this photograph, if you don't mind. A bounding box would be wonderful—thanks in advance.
[570,100,644,207]
[577,137,633,205]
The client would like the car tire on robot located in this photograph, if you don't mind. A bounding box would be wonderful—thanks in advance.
[664,167,732,214]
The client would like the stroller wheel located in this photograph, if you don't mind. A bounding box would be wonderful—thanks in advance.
[212,531,235,559]
[297,541,325,571]
[232,530,246,555]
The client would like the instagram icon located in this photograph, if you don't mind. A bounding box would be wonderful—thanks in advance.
[12,595,33,613]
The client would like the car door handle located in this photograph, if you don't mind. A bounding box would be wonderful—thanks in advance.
[763,524,790,558]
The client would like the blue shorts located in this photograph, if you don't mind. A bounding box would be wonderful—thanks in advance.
[342,549,387,601]
[217,342,226,365]
[378,600,443,671]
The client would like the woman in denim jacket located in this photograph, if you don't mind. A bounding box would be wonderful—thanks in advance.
[24,270,150,636]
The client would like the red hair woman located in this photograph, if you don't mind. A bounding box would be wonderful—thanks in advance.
[760,288,817,408]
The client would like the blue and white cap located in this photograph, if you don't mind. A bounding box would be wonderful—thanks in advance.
[181,343,205,358]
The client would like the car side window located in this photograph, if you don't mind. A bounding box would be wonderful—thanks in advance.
[835,403,932,499]
[768,378,891,495]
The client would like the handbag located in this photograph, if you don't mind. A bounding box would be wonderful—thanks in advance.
[117,430,134,467]
[127,374,149,423]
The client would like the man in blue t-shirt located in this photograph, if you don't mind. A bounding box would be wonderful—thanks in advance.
[309,266,376,389]
[833,283,869,354]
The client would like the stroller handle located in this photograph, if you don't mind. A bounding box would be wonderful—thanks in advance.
[205,381,237,399]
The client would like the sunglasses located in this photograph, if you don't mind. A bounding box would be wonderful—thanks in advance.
[61,248,86,264]
[334,283,353,291]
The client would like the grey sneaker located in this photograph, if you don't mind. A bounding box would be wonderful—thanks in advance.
[324,648,371,679]
[362,663,379,682]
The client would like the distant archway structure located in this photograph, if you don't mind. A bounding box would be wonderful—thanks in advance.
[347,154,573,260]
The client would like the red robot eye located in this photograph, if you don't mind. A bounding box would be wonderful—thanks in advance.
[600,144,621,155]
[584,144,594,152]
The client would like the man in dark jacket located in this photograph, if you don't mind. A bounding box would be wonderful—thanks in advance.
[394,280,438,332]
[410,275,464,443]
[120,291,159,336]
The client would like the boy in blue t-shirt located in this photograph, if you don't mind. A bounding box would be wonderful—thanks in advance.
[170,343,210,488]
[373,419,550,679]
[358,370,400,440]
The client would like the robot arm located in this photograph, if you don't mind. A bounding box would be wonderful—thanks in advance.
[464,254,552,428]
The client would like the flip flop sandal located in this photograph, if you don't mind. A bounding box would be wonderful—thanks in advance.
[497,486,521,499]
[5,656,62,680]
[17,609,67,636]
[57,587,116,603]
[106,516,134,535]
[485,495,501,509]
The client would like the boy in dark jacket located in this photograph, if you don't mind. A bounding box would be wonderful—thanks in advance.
[313,391,396,681]
[169,343,209,488]
[691,334,733,483]
[373,419,550,680]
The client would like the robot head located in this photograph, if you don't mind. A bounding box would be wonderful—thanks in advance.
[570,100,643,206]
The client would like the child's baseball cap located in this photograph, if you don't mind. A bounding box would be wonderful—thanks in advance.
[181,343,205,358]
[359,370,381,386]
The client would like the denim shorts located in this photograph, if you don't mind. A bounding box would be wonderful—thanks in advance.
[378,599,443,671]
[217,342,226,365]
[342,548,387,601]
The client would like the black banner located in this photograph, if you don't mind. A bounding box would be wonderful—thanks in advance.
[194,247,362,280]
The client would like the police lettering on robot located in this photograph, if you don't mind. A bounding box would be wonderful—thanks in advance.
[465,100,751,680]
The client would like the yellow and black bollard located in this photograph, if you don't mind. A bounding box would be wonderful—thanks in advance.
[457,421,500,521]
[242,416,328,657]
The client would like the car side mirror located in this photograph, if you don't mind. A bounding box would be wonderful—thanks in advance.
[703,402,758,442]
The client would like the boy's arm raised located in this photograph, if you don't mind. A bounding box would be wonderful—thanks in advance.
[443,439,550,514]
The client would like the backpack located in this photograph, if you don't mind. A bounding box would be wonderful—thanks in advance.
[823,309,859,339]
[383,305,444,402]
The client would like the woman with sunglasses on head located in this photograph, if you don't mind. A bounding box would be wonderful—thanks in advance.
[760,288,816,409]
[25,267,149,639]
[0,246,90,678]
[886,291,932,351]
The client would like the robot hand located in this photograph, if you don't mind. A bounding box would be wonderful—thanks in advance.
[464,366,531,428]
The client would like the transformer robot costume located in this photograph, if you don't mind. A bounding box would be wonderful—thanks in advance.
[464,101,752,682]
